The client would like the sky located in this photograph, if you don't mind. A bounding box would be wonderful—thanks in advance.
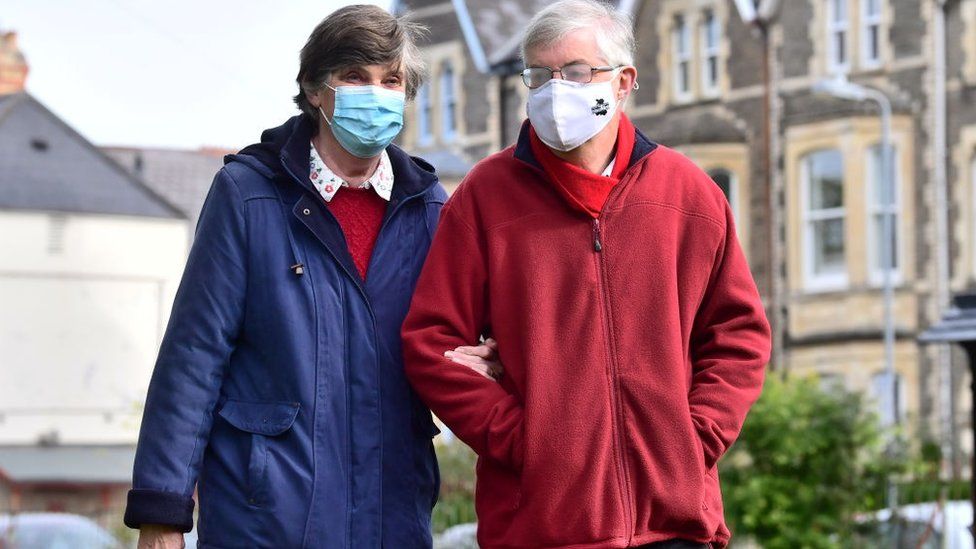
[4,0,392,150]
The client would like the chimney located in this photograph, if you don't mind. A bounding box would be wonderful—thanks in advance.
[0,31,29,95]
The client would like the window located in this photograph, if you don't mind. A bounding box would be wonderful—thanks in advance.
[416,82,432,145]
[440,62,457,140]
[866,144,900,283]
[700,9,720,96]
[708,168,737,219]
[803,149,847,287]
[861,0,882,67]
[672,14,692,99]
[972,155,976,277]
[818,373,846,395]
[827,0,850,73]
[871,371,903,427]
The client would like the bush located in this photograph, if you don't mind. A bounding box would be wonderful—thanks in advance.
[720,374,906,548]
[432,440,478,533]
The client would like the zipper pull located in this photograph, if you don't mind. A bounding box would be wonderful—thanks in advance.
[592,219,603,252]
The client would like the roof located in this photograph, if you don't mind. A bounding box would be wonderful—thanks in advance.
[919,293,976,344]
[452,0,640,74]
[0,444,136,484]
[646,109,748,146]
[418,149,473,179]
[103,146,232,229]
[0,93,183,219]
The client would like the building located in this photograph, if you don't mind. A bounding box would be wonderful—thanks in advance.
[0,444,135,532]
[103,146,234,235]
[0,91,189,445]
[398,0,976,473]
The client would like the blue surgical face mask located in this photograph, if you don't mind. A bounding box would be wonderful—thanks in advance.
[319,84,406,158]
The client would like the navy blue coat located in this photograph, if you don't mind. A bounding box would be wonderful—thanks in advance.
[124,115,447,548]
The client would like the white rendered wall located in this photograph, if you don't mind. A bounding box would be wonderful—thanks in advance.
[0,210,189,443]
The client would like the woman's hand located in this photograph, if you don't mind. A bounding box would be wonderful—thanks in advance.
[444,338,504,381]
[137,525,185,549]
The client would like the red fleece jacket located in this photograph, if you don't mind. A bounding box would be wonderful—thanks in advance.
[402,122,770,549]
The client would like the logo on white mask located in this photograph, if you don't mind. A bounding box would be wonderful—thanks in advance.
[526,76,618,152]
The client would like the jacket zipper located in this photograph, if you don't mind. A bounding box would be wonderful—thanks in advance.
[591,217,635,542]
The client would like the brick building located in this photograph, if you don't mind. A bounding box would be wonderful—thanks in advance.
[396,0,976,473]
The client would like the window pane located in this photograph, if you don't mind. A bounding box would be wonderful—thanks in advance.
[679,61,689,93]
[869,25,880,61]
[835,31,846,65]
[704,10,716,48]
[832,0,847,22]
[867,0,880,16]
[807,150,844,210]
[441,63,456,135]
[813,218,845,273]
[709,169,733,202]
[708,57,718,86]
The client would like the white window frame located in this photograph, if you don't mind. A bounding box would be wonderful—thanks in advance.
[860,0,883,69]
[826,0,851,74]
[802,149,849,291]
[700,8,721,97]
[440,61,457,141]
[972,155,976,279]
[866,143,902,286]
[672,13,693,102]
[415,82,433,146]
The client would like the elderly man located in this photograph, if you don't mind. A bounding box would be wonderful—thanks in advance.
[402,1,771,548]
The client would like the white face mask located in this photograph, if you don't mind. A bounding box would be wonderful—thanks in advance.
[526,76,618,152]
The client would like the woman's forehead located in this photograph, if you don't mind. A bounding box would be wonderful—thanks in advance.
[336,62,404,76]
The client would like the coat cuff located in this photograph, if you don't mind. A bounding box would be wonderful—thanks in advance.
[123,489,195,532]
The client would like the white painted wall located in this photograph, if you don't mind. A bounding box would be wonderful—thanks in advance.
[0,210,189,443]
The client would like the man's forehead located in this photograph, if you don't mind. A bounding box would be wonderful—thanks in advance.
[524,27,606,66]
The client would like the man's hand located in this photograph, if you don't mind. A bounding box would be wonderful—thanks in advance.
[445,337,504,381]
[137,525,185,549]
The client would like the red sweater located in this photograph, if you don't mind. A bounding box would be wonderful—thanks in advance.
[325,187,386,280]
[402,123,770,548]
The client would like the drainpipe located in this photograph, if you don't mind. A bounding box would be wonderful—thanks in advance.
[933,0,955,480]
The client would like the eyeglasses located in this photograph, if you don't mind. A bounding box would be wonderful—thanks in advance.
[521,63,621,89]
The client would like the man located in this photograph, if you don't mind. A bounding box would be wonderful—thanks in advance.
[124,6,496,548]
[401,1,771,548]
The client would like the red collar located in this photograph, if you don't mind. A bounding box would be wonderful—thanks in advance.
[529,114,636,218]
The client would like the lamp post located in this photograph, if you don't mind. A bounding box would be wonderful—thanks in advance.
[813,75,897,508]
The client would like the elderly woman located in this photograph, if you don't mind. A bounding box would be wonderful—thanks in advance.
[123,5,495,548]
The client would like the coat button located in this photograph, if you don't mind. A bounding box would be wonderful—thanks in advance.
[303,208,311,216]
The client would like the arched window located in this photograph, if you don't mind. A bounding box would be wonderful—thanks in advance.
[440,61,457,140]
[415,82,432,145]
[802,149,847,288]
[699,9,720,96]
[671,14,692,99]
[866,143,900,284]
[826,0,850,74]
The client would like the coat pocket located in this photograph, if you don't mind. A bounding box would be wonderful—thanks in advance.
[217,399,300,507]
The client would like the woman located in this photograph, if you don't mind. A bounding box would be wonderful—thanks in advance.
[124,5,495,548]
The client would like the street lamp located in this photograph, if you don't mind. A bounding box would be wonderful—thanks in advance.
[813,74,897,507]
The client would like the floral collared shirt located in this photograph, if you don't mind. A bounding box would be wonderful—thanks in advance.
[309,142,394,202]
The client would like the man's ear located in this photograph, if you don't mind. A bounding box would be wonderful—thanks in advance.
[617,66,638,101]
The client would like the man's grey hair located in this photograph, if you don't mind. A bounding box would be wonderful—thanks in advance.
[519,0,635,67]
